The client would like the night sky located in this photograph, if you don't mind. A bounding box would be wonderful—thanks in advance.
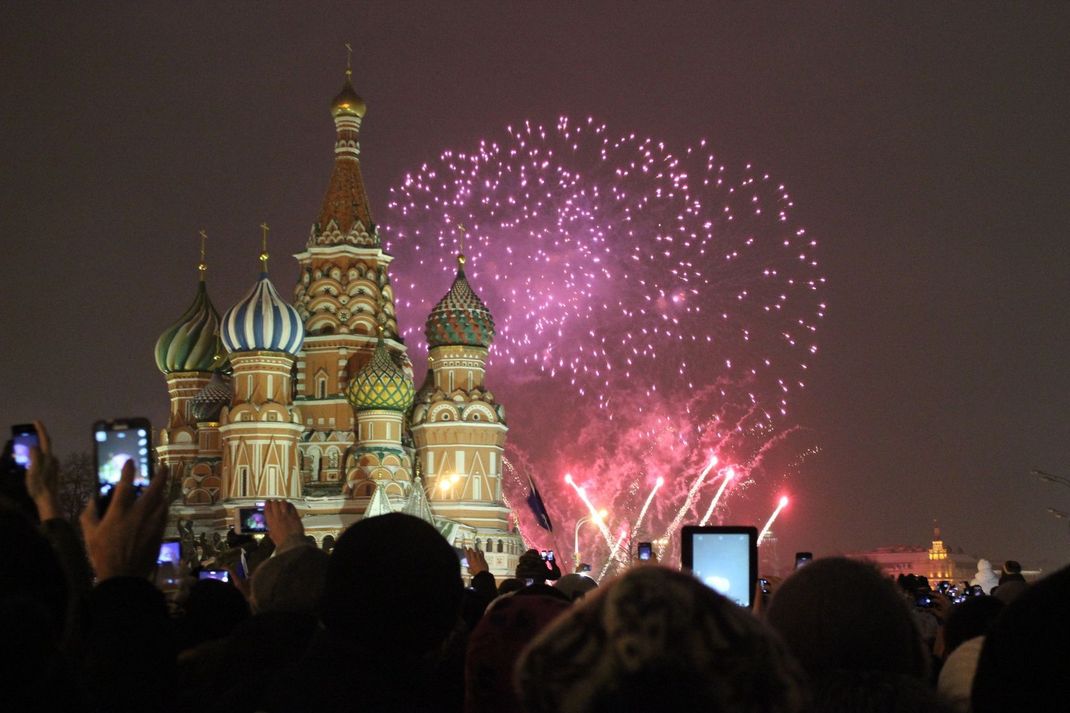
[2,3,1068,569]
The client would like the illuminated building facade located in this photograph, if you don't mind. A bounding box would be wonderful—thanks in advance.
[154,67,522,576]
[845,526,979,582]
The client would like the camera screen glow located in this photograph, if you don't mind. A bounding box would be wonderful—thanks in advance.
[96,427,151,495]
[691,533,752,607]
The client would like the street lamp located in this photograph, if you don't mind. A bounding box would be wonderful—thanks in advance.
[574,509,607,569]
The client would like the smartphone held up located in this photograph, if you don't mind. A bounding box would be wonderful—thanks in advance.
[10,423,39,473]
[93,418,152,512]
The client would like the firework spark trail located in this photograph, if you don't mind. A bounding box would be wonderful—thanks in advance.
[384,117,825,554]
[655,453,718,558]
[699,468,736,526]
[598,526,632,580]
[631,476,664,540]
[565,473,614,547]
[758,496,790,545]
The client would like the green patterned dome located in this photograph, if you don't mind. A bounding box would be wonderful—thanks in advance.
[425,258,495,348]
[154,281,224,374]
[347,337,415,412]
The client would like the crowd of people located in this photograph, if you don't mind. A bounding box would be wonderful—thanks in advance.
[2,422,1067,712]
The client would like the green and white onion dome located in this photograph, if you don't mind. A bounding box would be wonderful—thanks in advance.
[154,281,225,374]
[346,337,415,412]
[221,273,305,355]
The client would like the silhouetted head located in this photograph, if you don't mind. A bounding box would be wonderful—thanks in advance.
[555,572,598,601]
[0,507,67,646]
[516,549,550,581]
[972,564,1070,711]
[182,578,250,648]
[466,591,570,713]
[322,513,462,657]
[517,565,805,713]
[766,557,928,679]
[497,577,525,596]
[942,595,1004,657]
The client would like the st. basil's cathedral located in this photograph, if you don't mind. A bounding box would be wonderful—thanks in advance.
[152,66,523,576]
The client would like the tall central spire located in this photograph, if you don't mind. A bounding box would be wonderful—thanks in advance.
[311,47,377,248]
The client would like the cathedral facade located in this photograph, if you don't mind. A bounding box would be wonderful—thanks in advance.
[153,68,523,577]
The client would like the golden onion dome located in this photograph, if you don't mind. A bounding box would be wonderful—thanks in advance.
[332,75,366,118]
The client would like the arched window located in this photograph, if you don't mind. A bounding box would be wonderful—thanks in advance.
[497,539,504,553]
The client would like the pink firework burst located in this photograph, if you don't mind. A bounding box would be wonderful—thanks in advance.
[384,117,825,568]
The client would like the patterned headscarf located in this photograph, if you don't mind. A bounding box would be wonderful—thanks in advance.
[516,566,806,713]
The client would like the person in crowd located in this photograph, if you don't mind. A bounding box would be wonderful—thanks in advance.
[990,559,1027,603]
[178,499,328,711]
[516,565,806,713]
[766,558,953,712]
[515,548,562,583]
[177,578,250,651]
[460,546,498,631]
[497,577,525,596]
[465,587,570,713]
[769,559,929,679]
[940,595,1004,660]
[933,595,1004,712]
[263,512,466,713]
[971,564,1070,711]
[554,572,598,601]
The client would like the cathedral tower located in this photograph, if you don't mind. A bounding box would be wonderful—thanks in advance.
[411,253,512,536]
[343,329,416,500]
[155,236,224,498]
[218,234,306,500]
[292,67,408,492]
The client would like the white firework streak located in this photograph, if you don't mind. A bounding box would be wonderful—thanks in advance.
[656,453,718,559]
[758,496,789,545]
[699,469,735,526]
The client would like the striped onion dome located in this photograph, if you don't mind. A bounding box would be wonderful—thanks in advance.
[346,336,415,412]
[425,257,495,348]
[191,373,233,423]
[221,273,305,355]
[154,281,224,374]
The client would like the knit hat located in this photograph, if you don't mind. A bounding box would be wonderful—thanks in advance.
[516,565,805,713]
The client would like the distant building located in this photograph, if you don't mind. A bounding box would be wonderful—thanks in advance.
[846,527,978,582]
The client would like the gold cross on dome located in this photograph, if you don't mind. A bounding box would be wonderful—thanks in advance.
[456,222,467,266]
[345,43,353,78]
[259,222,270,270]
[198,229,208,278]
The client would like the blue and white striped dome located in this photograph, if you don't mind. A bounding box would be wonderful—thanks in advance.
[221,274,305,355]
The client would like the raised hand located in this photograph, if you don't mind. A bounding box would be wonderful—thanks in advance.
[26,421,60,520]
[465,546,489,576]
[264,499,304,550]
[80,460,170,580]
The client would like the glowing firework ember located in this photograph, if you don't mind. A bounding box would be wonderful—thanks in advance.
[759,496,791,545]
[384,117,824,570]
